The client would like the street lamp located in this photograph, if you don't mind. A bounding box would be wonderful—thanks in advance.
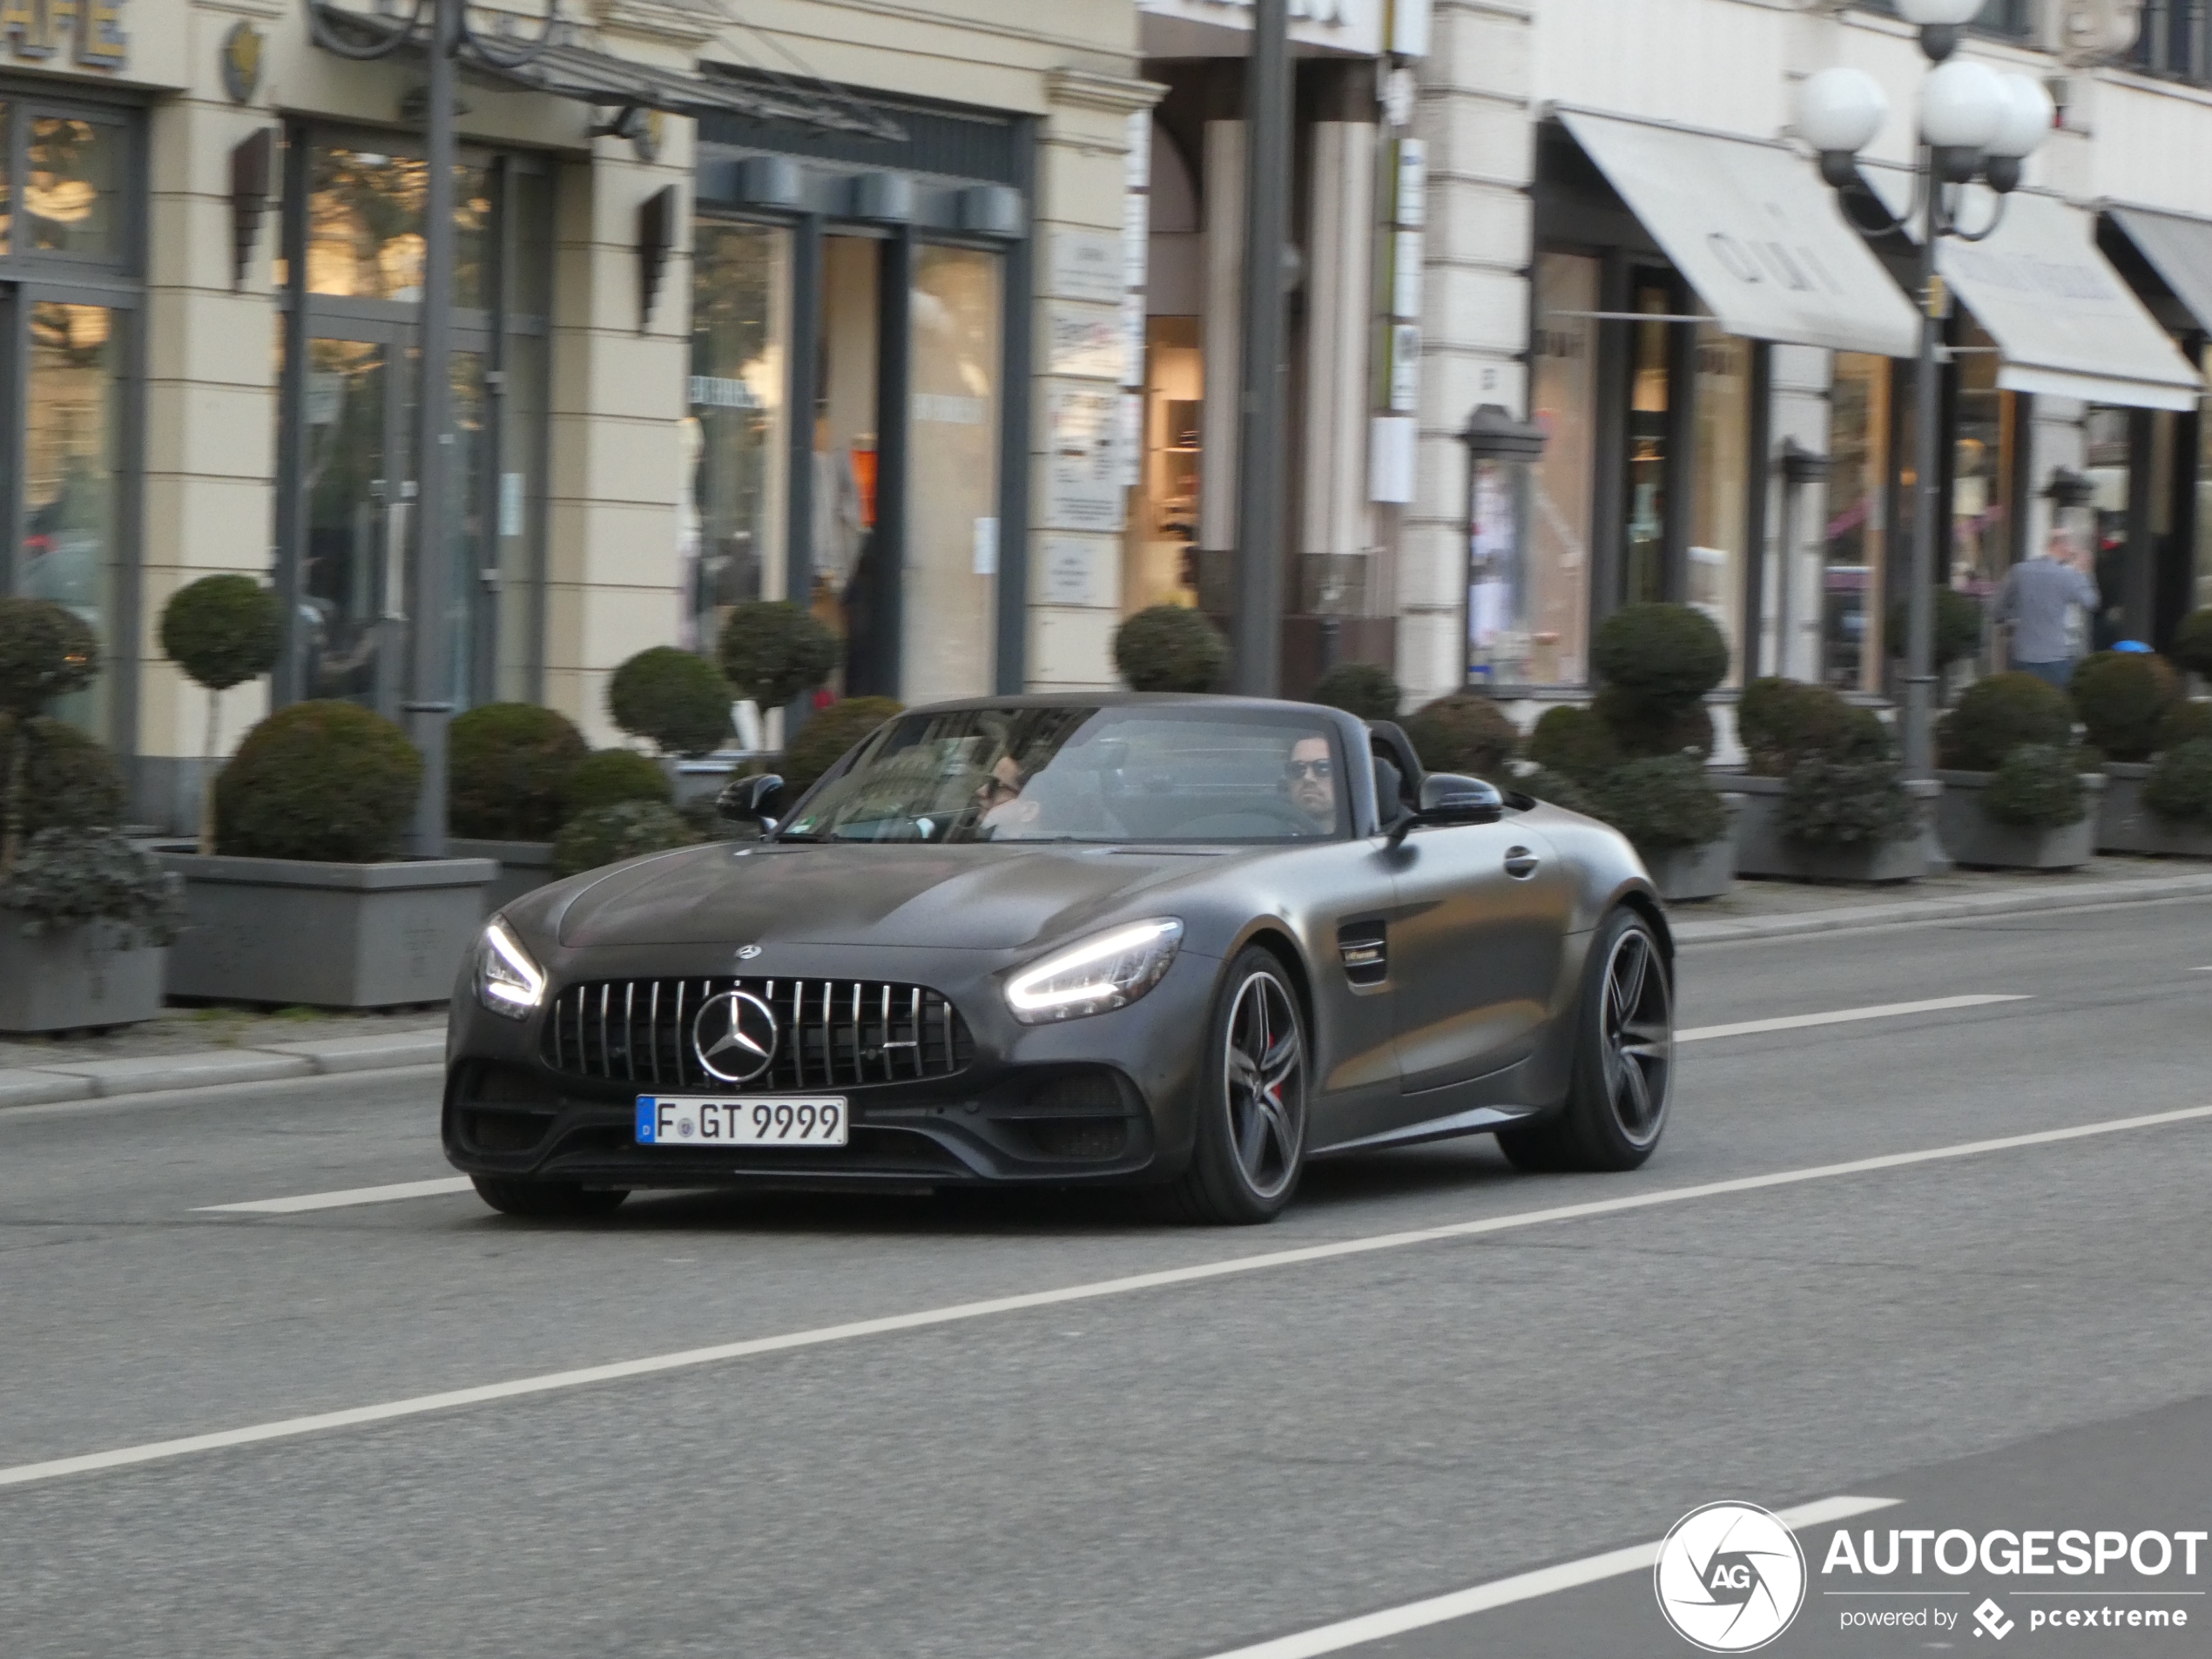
[1795,6,2052,787]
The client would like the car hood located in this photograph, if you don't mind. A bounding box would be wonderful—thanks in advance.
[551,841,1236,953]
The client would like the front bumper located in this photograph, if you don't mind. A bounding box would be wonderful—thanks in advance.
[442,942,1219,1191]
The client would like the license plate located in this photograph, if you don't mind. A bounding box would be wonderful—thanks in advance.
[635,1096,848,1148]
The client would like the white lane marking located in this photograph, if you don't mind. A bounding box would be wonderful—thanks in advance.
[1678,994,2029,1044]
[1195,1494,1901,1659]
[11,1102,2210,1493]
[195,1177,475,1215]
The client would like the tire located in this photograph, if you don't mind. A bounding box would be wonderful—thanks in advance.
[1170,946,1309,1224]
[1496,907,1672,1174]
[470,1175,629,1221]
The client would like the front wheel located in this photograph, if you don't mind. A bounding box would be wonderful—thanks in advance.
[1171,947,1309,1224]
[1497,907,1672,1173]
[470,1175,629,1221]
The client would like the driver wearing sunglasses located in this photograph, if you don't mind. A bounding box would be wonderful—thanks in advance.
[1285,735,1337,832]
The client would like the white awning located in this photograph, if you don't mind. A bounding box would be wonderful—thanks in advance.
[2107,204,2212,341]
[1866,176,2203,413]
[1557,110,1920,358]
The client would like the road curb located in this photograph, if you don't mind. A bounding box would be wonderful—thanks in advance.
[0,1031,444,1111]
[1675,871,2212,944]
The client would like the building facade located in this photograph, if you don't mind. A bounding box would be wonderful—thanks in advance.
[0,0,1149,830]
[1406,0,2212,723]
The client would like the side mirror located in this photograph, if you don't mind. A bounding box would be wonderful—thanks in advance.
[1391,772,1503,842]
[717,772,784,832]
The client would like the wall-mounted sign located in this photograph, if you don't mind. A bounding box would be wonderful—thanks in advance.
[1050,229,1123,306]
[220,19,262,104]
[1049,304,1124,381]
[3,0,128,70]
[1040,536,1106,607]
[1045,385,1128,533]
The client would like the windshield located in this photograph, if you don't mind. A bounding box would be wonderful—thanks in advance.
[779,705,1347,845]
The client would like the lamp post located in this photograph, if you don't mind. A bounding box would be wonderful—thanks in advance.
[1796,4,2053,780]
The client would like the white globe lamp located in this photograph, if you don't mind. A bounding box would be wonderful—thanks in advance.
[1983,72,2053,192]
[1797,66,1887,156]
[1920,57,2006,154]
[1895,0,1986,23]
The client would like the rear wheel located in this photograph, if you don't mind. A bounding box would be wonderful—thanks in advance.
[1497,907,1672,1173]
[470,1175,628,1221]
[1171,948,1308,1224]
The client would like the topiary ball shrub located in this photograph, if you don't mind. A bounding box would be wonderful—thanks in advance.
[1525,705,1620,782]
[215,701,422,863]
[1778,755,1915,847]
[1591,603,1729,707]
[717,600,840,711]
[1584,753,1728,853]
[563,749,671,814]
[1737,678,1889,776]
[1887,587,1986,674]
[780,697,904,800]
[2158,698,2212,753]
[1308,662,1400,720]
[1402,693,1517,780]
[1591,685,1715,760]
[159,575,283,693]
[1,827,185,944]
[2169,608,2212,679]
[2144,738,2212,825]
[553,800,700,878]
[609,647,732,759]
[1114,605,1227,693]
[2068,650,2178,763]
[0,596,99,718]
[1520,767,1598,818]
[1939,671,2074,772]
[17,718,125,837]
[1983,743,2087,830]
[447,702,589,840]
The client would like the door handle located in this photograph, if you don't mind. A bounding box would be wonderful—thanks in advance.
[1503,846,1540,880]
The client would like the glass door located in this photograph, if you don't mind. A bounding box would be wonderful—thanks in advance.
[300,332,409,713]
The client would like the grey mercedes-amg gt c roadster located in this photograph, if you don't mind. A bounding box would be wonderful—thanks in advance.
[443,695,1674,1224]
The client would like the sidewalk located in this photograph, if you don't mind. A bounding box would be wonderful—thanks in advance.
[1675,853,2212,943]
[3,855,2209,1109]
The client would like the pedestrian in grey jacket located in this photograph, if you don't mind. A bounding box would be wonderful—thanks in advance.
[1993,532,2101,689]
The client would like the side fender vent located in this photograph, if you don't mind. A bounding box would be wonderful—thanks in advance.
[1337,921,1389,988]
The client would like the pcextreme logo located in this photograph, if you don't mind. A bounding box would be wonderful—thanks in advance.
[1655,1502,1808,1652]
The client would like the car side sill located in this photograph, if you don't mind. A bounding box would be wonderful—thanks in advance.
[1309,1103,1540,1158]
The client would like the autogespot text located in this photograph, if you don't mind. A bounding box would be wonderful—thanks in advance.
[1822,1526,2203,1640]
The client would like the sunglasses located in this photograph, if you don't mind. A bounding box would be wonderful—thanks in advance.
[1287,759,1333,780]
[979,775,1022,799]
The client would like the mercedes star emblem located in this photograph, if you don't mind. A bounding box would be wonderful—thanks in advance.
[736,945,763,961]
[691,989,779,1083]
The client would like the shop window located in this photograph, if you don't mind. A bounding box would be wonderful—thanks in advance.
[1626,278,1673,609]
[1130,315,1201,613]
[1691,324,1751,685]
[305,147,490,307]
[905,244,1002,704]
[815,234,882,694]
[21,301,126,738]
[25,115,121,261]
[1826,353,1890,693]
[2085,405,2175,651]
[688,221,792,648]
[1951,317,2015,671]
[1522,252,1598,686]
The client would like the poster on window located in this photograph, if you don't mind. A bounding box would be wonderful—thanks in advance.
[1467,460,1523,681]
[1045,385,1127,532]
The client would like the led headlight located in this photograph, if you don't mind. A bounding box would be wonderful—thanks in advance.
[1005,918,1183,1024]
[475,918,547,1019]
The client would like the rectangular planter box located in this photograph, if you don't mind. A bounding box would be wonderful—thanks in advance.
[1640,796,1741,903]
[0,921,166,1034]
[1727,773,1933,883]
[157,851,496,1008]
[2097,763,2212,857]
[448,838,557,914]
[1936,770,2103,871]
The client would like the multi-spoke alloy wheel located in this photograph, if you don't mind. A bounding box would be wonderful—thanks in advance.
[1496,907,1673,1174]
[1176,947,1308,1224]
[1224,968,1305,1200]
[1599,924,1671,1149]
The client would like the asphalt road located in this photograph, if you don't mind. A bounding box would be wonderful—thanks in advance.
[3,895,2210,1658]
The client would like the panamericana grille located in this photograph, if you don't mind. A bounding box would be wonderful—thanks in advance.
[543,978,973,1091]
